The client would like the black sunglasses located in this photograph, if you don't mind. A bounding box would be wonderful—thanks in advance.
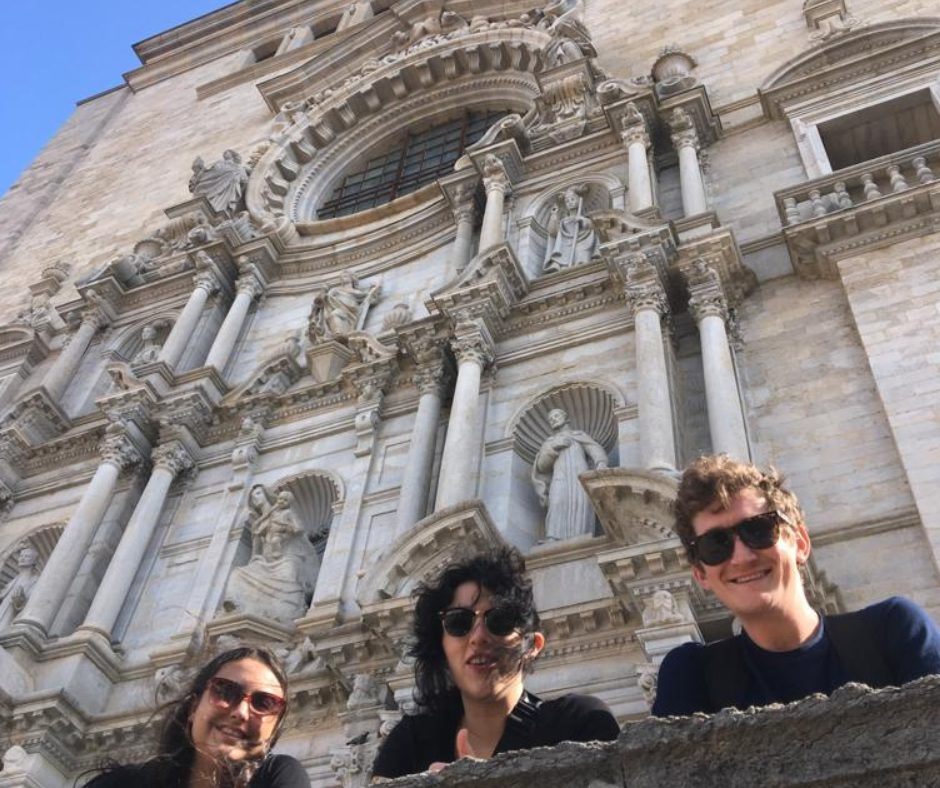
[439,606,522,638]
[688,511,792,567]
[206,676,286,717]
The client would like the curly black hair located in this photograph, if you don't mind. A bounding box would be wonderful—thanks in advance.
[409,545,541,712]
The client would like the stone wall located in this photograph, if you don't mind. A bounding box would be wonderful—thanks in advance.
[379,677,940,788]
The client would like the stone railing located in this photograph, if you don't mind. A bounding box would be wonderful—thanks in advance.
[384,676,940,787]
[776,140,940,227]
[774,141,940,278]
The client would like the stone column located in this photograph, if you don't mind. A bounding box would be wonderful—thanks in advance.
[670,109,708,217]
[79,441,193,639]
[14,424,141,636]
[621,107,654,214]
[41,296,109,402]
[478,156,510,251]
[626,280,677,471]
[159,268,220,370]
[396,355,447,535]
[688,273,748,459]
[204,263,263,373]
[452,191,479,273]
[435,321,494,510]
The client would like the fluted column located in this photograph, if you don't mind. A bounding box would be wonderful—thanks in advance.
[397,356,448,535]
[621,106,653,214]
[42,295,109,402]
[204,262,263,373]
[159,267,220,370]
[14,424,141,636]
[626,281,677,471]
[670,108,708,217]
[435,321,495,510]
[478,155,510,251]
[79,440,194,639]
[688,277,748,459]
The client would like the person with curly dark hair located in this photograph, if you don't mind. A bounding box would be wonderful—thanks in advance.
[371,546,619,780]
[83,646,309,788]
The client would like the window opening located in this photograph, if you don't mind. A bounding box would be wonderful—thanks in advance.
[818,89,940,171]
[318,110,505,219]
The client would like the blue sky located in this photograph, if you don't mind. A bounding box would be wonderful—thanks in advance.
[0,1,229,196]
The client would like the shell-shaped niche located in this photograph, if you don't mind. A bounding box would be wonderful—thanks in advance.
[0,524,64,589]
[279,471,343,553]
[512,383,619,465]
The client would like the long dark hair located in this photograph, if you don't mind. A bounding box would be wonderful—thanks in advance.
[82,646,289,787]
[409,546,540,712]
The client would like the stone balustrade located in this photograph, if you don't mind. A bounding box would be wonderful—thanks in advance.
[776,140,940,228]
[380,676,940,788]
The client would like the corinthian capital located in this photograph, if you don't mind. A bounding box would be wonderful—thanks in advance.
[669,107,699,151]
[626,281,668,317]
[688,290,727,323]
[98,422,144,470]
[620,103,650,148]
[451,320,495,367]
[151,440,195,477]
[413,357,449,396]
[194,269,221,294]
[79,290,112,330]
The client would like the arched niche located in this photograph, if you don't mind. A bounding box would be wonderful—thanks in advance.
[516,175,624,280]
[105,317,175,367]
[277,470,344,558]
[506,383,622,545]
[0,523,65,628]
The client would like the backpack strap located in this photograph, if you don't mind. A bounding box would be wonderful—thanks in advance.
[702,636,748,712]
[824,612,894,688]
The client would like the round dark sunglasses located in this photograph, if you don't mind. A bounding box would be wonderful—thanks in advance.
[206,676,286,717]
[439,606,522,638]
[688,510,792,567]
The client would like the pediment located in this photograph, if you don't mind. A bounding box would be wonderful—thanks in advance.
[761,19,940,118]
[356,500,504,604]
[223,340,306,405]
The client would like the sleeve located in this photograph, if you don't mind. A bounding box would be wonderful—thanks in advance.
[881,596,940,684]
[254,754,311,787]
[538,695,620,744]
[371,715,419,780]
[650,641,710,717]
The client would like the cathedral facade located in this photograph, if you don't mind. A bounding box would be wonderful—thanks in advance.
[1,0,939,784]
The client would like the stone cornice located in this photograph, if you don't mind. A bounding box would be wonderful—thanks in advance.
[775,139,940,279]
[760,20,940,119]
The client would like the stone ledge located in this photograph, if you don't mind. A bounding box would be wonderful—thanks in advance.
[383,676,940,787]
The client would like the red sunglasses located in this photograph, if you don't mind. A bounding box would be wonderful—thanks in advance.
[205,677,286,717]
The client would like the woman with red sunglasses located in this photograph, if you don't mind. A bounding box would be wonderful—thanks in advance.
[371,546,619,780]
[84,647,309,787]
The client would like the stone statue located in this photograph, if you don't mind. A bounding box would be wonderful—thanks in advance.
[222,486,319,623]
[131,324,162,364]
[641,589,684,627]
[0,546,40,629]
[347,672,380,710]
[543,186,598,272]
[532,408,608,540]
[308,272,379,341]
[636,663,658,708]
[189,149,250,215]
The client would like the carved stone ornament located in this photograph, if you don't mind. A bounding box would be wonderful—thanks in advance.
[347,672,381,710]
[188,149,251,215]
[151,441,195,477]
[98,422,143,470]
[450,320,495,368]
[542,184,599,273]
[308,272,380,343]
[0,544,41,629]
[640,589,685,627]
[651,46,698,96]
[381,303,413,332]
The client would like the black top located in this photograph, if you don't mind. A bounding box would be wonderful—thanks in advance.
[372,691,620,779]
[83,754,310,787]
[652,596,940,716]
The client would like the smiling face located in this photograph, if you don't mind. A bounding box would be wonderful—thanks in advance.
[189,658,284,772]
[442,582,543,712]
[690,487,811,625]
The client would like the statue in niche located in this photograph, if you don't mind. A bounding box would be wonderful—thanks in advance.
[131,324,163,365]
[337,0,374,31]
[543,186,598,273]
[222,485,319,623]
[641,589,685,627]
[308,272,380,342]
[189,149,250,215]
[532,408,608,541]
[0,546,40,629]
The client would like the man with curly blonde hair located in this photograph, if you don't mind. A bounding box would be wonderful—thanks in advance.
[653,455,940,716]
